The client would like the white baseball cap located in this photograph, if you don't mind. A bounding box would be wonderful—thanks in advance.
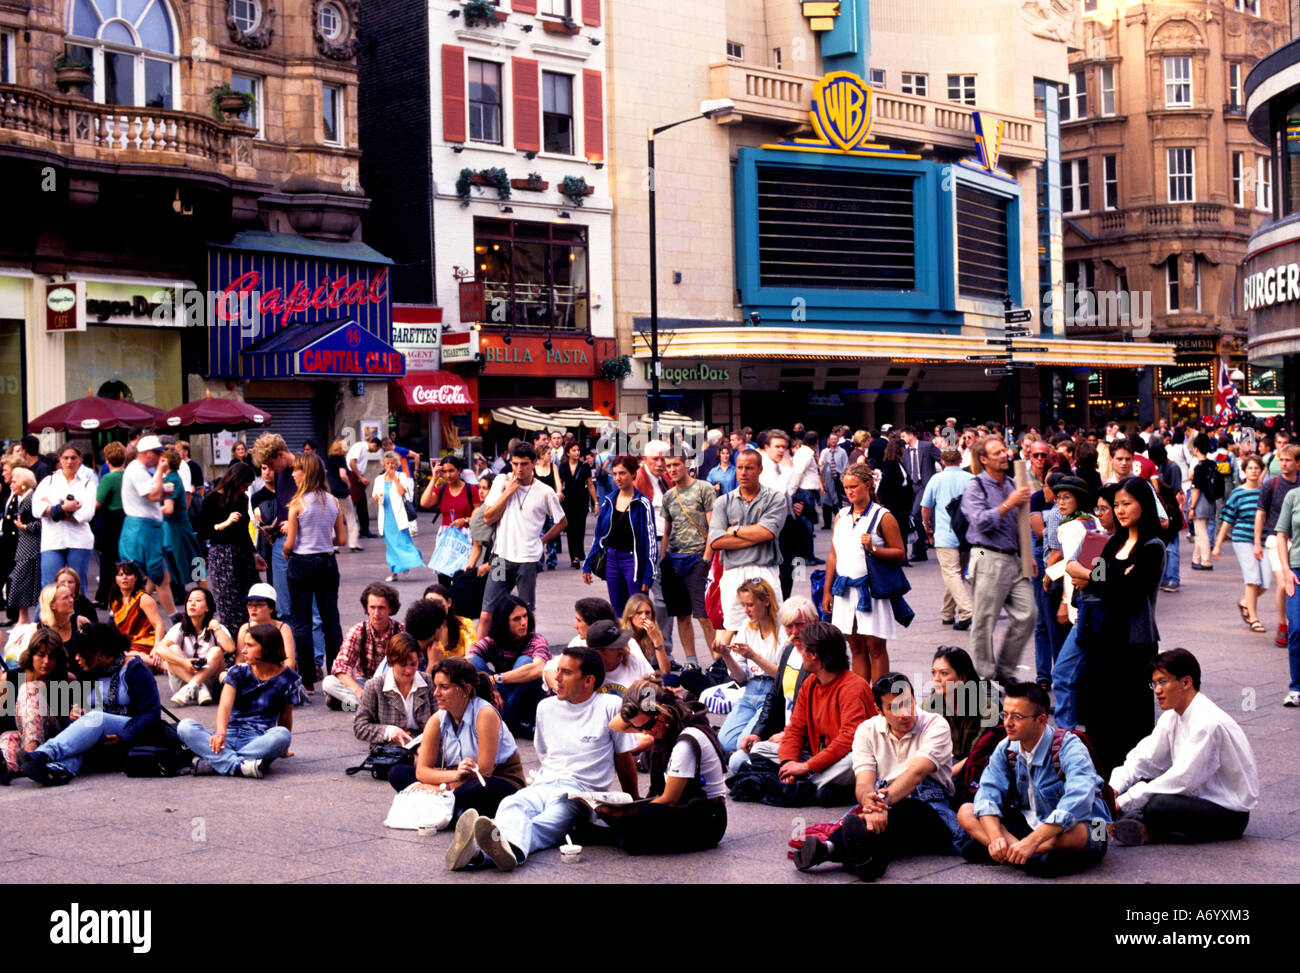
[136,435,163,452]
[245,582,277,603]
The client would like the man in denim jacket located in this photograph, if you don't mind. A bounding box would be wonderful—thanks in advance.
[957,682,1111,877]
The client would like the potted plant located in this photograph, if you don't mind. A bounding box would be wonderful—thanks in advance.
[53,52,92,95]
[600,355,632,381]
[458,167,512,206]
[511,171,549,191]
[561,175,593,207]
[456,167,474,207]
[462,0,505,28]
[209,83,255,120]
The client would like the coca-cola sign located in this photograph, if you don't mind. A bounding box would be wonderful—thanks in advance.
[411,383,472,406]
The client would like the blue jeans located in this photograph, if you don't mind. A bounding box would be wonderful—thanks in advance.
[1052,623,1085,730]
[40,548,93,594]
[271,536,292,628]
[313,606,325,666]
[37,710,132,777]
[177,718,291,776]
[470,654,542,732]
[494,781,589,862]
[1287,585,1300,693]
[1162,535,1180,586]
[604,548,639,616]
[1032,575,1062,685]
[718,676,773,755]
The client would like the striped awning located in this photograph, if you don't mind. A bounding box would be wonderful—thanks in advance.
[550,407,617,429]
[637,411,706,436]
[489,406,565,433]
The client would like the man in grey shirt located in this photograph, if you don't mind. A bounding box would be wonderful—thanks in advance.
[707,449,789,647]
[960,435,1036,686]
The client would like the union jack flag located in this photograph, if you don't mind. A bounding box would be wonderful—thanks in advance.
[1213,359,1239,424]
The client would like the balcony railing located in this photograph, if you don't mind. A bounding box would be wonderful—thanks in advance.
[708,61,1043,161]
[481,281,589,331]
[1099,211,1126,233]
[1141,203,1225,228]
[0,84,250,172]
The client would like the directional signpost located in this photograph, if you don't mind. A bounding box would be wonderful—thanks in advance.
[1005,308,1033,324]
[967,304,1039,437]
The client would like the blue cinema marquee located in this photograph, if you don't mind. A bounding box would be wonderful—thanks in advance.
[732,73,1022,332]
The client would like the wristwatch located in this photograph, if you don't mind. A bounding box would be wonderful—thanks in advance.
[495,673,504,686]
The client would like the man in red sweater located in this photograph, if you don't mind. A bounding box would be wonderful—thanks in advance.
[736,621,875,804]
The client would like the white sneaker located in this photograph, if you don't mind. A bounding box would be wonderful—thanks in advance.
[239,759,265,779]
[474,815,517,872]
[196,684,214,706]
[1284,691,1300,708]
[341,697,358,713]
[170,683,196,707]
[445,808,481,871]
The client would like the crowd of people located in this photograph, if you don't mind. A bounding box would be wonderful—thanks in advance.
[0,413,1277,880]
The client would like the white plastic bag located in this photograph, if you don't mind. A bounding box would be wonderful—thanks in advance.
[383,784,456,831]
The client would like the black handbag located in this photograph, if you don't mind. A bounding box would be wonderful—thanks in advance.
[345,745,414,781]
[589,545,607,580]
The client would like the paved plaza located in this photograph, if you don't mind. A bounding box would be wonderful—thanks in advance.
[2,524,1298,885]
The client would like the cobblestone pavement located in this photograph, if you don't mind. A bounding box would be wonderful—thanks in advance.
[2,521,1297,884]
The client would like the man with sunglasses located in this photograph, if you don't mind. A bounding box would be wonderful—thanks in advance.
[956,682,1111,876]
[795,671,961,880]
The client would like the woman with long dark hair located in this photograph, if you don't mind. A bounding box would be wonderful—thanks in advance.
[199,461,259,633]
[388,656,526,825]
[876,438,913,555]
[282,452,345,691]
[1070,476,1165,778]
[110,560,165,665]
[924,646,1002,807]
[583,455,657,615]
[601,678,728,855]
[0,627,69,781]
[558,442,597,569]
[155,587,233,707]
[468,595,550,736]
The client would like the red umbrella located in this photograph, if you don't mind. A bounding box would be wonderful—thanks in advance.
[155,393,272,433]
[28,394,163,433]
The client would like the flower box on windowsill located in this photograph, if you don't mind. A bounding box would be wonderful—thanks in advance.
[510,178,549,191]
[541,18,581,35]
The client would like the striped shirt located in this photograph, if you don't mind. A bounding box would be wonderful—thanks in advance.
[1221,487,1262,545]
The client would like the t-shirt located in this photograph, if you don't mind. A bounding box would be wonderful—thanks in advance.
[121,460,161,521]
[729,623,783,679]
[346,442,381,475]
[665,727,728,799]
[532,691,637,791]
[224,663,301,734]
[470,631,551,671]
[1259,473,1300,532]
[662,479,715,554]
[485,474,565,563]
[920,466,973,549]
[543,647,652,699]
[851,709,954,796]
[1221,487,1262,545]
[96,470,124,512]
[163,621,231,660]
[1273,488,1300,569]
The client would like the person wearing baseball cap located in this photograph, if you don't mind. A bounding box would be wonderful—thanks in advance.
[116,433,177,619]
[582,619,652,698]
[236,583,297,672]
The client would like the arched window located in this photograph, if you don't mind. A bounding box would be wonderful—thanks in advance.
[65,0,179,110]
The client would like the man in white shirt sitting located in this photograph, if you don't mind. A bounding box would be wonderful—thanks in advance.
[446,645,638,871]
[1108,648,1259,846]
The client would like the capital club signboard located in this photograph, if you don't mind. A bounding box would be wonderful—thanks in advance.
[207,239,397,380]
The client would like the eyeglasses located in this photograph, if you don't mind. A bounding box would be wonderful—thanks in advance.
[630,715,659,732]
[1149,678,1176,690]
[999,711,1040,724]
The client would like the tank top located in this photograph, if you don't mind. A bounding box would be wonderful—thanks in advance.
[294,491,339,555]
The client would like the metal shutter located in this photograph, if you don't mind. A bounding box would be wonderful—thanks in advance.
[244,397,328,453]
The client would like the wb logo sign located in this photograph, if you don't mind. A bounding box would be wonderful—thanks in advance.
[809,72,874,153]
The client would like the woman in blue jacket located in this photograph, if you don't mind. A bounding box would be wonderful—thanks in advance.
[583,455,659,615]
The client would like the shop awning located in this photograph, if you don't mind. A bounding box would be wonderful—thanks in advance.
[241,318,405,378]
[393,371,474,413]
[490,406,566,432]
[551,407,617,429]
[631,326,1176,367]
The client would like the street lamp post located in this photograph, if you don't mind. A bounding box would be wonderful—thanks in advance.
[646,99,734,427]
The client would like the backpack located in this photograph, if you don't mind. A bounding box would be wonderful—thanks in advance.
[947,478,985,551]
[1005,727,1118,817]
[124,710,193,778]
[1199,460,1223,502]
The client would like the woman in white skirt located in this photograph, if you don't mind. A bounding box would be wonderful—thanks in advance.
[821,463,907,683]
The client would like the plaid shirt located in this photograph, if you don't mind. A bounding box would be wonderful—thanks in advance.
[332,618,405,681]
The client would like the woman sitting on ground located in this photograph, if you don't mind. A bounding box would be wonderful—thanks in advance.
[620,592,670,676]
[0,627,70,783]
[354,633,436,751]
[53,566,97,625]
[5,582,92,669]
[467,596,550,737]
[421,584,476,662]
[236,583,296,674]
[923,646,1002,807]
[388,657,526,824]
[600,678,728,855]
[156,587,234,707]
[110,560,166,669]
[177,623,299,779]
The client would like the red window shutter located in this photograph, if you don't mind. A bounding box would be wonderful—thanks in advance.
[583,69,603,162]
[513,57,540,153]
[514,0,538,13]
[581,0,601,27]
[442,45,467,143]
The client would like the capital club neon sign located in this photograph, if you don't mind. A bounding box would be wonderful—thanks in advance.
[216,268,389,330]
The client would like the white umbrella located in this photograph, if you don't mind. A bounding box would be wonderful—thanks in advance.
[489,406,564,433]
[551,407,616,430]
[636,411,705,436]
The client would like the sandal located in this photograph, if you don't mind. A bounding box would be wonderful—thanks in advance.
[384,574,398,582]
[1238,602,1251,622]
[1249,619,1266,632]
